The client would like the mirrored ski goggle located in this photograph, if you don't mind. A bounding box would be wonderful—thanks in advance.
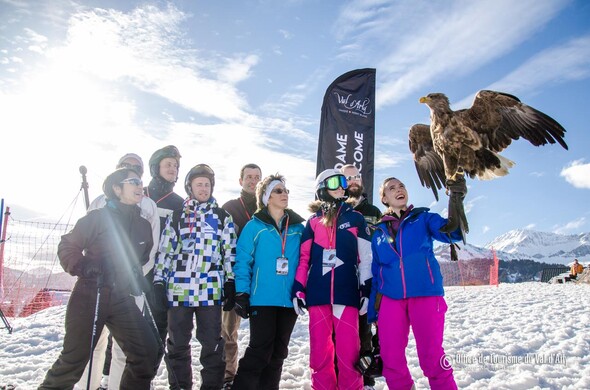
[120,178,143,186]
[320,175,348,191]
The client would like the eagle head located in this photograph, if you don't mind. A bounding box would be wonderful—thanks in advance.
[420,93,451,113]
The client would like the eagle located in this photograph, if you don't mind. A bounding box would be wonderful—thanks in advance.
[409,90,568,238]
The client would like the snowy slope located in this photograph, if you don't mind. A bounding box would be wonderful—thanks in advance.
[2,282,590,389]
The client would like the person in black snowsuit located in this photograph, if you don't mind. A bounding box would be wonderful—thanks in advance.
[39,168,159,390]
[143,145,184,371]
[144,145,184,243]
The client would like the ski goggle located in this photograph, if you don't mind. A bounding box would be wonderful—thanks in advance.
[320,175,348,191]
[120,178,143,186]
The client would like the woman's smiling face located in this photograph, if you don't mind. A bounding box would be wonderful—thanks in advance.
[381,178,408,209]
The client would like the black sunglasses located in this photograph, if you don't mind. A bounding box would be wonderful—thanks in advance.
[272,188,290,195]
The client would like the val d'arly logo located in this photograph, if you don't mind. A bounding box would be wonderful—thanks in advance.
[333,92,373,116]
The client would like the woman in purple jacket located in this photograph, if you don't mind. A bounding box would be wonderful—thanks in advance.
[368,177,463,390]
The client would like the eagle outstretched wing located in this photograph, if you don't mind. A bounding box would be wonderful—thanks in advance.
[410,90,568,201]
[408,123,445,201]
[457,90,568,153]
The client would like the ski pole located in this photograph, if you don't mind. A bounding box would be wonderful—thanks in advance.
[141,291,180,389]
[86,284,102,390]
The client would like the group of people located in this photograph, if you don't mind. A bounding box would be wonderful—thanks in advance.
[39,145,465,390]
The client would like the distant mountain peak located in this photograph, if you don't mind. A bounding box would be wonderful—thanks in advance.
[435,229,590,265]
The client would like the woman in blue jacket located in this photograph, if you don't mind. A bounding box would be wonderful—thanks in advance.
[232,174,305,390]
[369,177,463,390]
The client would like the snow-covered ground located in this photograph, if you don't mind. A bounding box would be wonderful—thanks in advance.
[1,282,589,389]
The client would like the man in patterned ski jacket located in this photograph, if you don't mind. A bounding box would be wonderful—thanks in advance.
[153,164,237,390]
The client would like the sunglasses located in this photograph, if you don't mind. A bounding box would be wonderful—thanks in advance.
[119,162,143,173]
[272,188,290,195]
[345,174,362,181]
[120,178,143,186]
[320,175,348,191]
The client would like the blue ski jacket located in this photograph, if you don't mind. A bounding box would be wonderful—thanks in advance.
[368,207,462,322]
[234,208,305,307]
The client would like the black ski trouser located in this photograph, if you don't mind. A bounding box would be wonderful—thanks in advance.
[167,305,225,390]
[359,313,375,386]
[103,333,113,376]
[38,280,159,390]
[146,269,169,372]
[232,306,298,390]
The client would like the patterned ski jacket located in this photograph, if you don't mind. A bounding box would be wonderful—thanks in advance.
[294,202,372,308]
[368,207,462,322]
[154,196,237,307]
[234,208,305,307]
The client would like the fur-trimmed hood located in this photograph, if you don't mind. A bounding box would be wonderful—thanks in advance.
[307,199,345,214]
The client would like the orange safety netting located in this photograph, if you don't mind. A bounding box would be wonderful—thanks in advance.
[0,211,75,317]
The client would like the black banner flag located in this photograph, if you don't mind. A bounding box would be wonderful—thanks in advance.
[316,68,376,202]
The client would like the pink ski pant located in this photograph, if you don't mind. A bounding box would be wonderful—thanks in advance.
[308,305,363,390]
[378,295,457,390]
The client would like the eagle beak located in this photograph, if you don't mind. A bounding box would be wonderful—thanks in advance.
[419,96,429,103]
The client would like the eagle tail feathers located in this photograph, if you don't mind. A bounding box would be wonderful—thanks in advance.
[477,151,515,180]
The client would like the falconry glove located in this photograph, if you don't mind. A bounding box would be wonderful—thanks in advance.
[440,176,469,241]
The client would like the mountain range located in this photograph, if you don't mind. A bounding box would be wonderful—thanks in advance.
[434,229,590,266]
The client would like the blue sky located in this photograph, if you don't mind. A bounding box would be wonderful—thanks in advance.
[1,0,589,246]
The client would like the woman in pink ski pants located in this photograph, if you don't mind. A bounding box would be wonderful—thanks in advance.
[368,177,463,390]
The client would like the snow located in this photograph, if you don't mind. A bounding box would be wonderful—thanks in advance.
[2,282,590,389]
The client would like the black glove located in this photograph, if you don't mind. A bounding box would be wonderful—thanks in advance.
[234,293,250,319]
[223,279,236,312]
[81,261,102,278]
[153,282,169,312]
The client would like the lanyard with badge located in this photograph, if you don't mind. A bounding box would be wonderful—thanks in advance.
[322,207,340,268]
[276,214,290,275]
